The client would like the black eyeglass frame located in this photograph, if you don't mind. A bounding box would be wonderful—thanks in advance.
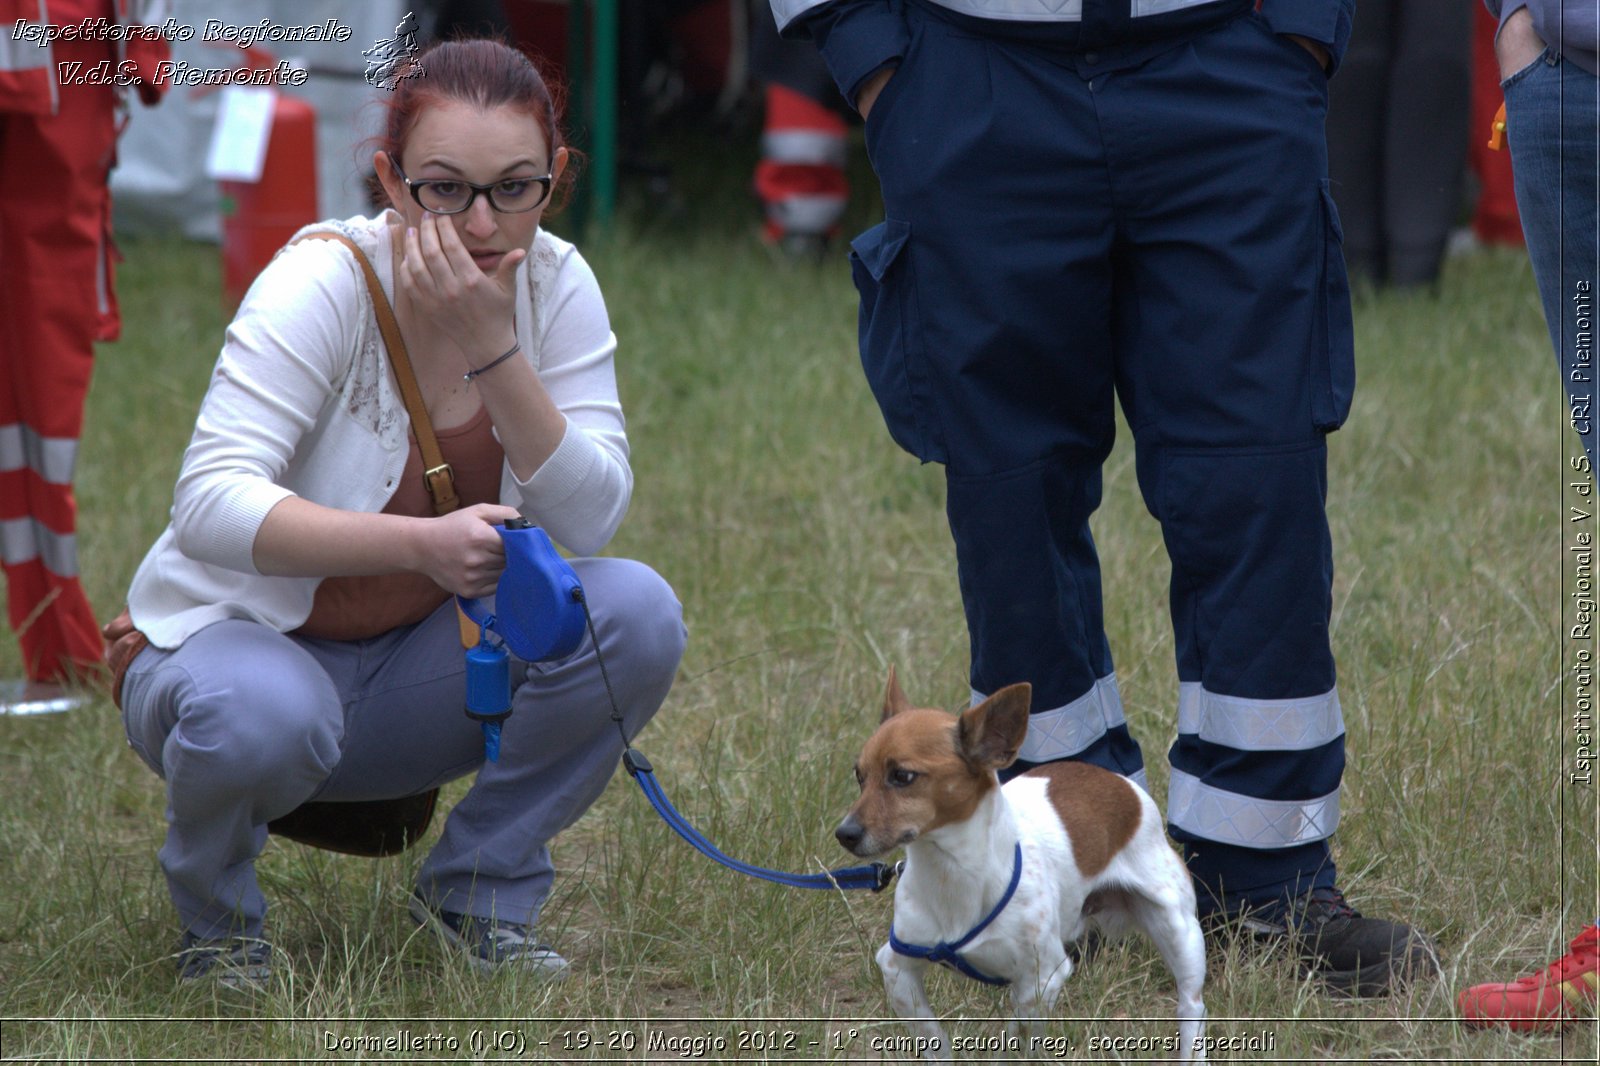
[387,154,554,215]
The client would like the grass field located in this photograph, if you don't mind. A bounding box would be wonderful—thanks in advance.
[1,127,1597,1063]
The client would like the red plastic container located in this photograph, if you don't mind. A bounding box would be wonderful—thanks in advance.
[218,87,318,308]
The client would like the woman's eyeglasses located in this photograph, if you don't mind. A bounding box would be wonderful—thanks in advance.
[388,155,552,214]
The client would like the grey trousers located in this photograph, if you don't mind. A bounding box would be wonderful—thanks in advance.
[121,557,686,942]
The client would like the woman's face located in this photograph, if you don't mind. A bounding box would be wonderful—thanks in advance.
[376,100,567,275]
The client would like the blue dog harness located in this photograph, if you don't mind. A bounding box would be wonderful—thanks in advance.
[887,843,1024,986]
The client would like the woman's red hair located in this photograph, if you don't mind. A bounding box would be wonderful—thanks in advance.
[375,38,579,213]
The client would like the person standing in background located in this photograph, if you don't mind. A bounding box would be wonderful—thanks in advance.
[1459,0,1600,1033]
[1324,0,1472,289]
[0,0,169,714]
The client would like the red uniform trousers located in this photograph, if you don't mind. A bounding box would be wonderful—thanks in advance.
[0,35,119,682]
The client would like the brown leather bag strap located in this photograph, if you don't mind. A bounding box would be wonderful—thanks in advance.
[294,231,459,516]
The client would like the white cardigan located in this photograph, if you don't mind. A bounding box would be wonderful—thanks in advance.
[128,212,631,649]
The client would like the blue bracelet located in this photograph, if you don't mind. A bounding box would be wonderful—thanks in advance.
[463,342,521,382]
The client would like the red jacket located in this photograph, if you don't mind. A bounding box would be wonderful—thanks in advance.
[0,0,170,114]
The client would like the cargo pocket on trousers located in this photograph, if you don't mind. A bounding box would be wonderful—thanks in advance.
[849,218,946,463]
[1312,179,1355,432]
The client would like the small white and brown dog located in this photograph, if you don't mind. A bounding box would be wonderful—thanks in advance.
[835,670,1207,1061]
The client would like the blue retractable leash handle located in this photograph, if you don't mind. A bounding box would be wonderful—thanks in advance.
[459,519,897,893]
[458,518,586,760]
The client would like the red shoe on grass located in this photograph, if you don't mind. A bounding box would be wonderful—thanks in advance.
[1459,923,1600,1032]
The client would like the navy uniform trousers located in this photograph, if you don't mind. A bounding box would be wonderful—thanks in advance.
[848,4,1355,914]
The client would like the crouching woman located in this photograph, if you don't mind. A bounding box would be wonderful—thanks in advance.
[111,38,684,987]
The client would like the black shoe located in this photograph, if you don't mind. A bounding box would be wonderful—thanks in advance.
[1066,928,1103,967]
[1225,888,1440,997]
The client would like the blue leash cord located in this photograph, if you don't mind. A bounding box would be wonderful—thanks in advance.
[621,747,897,892]
[574,589,898,895]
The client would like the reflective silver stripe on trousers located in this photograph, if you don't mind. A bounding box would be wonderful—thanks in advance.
[927,0,1084,19]
[978,673,1125,764]
[1176,682,1344,752]
[1131,0,1217,14]
[0,517,79,578]
[762,130,847,168]
[771,0,1226,29]
[0,423,81,485]
[1167,768,1340,848]
[767,194,847,235]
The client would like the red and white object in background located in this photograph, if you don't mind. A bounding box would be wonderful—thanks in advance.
[205,47,318,308]
[754,82,847,247]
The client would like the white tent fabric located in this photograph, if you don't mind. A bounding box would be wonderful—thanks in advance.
[110,0,406,239]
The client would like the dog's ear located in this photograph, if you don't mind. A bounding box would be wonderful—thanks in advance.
[957,683,1032,771]
[882,666,912,722]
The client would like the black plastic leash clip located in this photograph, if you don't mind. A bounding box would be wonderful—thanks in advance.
[623,748,652,777]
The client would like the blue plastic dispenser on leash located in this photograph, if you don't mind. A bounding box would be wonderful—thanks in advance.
[463,633,511,760]
[457,517,587,761]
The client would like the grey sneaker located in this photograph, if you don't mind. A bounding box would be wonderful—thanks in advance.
[176,934,272,991]
[408,893,569,978]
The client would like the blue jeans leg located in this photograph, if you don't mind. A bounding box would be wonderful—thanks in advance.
[1504,51,1600,468]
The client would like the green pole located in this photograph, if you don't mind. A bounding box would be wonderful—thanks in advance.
[562,0,616,240]
[563,1,591,240]
[589,0,618,232]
